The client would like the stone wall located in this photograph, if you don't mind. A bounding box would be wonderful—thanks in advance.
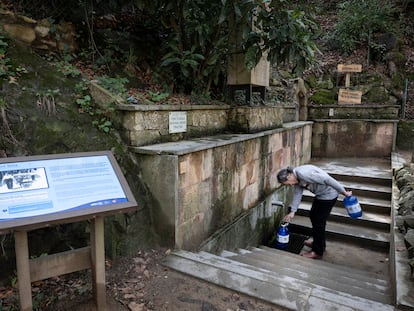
[312,119,397,158]
[120,105,287,147]
[131,122,312,250]
[121,105,230,146]
[89,81,287,147]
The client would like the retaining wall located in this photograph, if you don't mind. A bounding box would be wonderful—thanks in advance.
[131,122,312,251]
[312,119,398,157]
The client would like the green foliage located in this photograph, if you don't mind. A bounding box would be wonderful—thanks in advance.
[246,2,321,76]
[92,118,113,133]
[129,90,170,105]
[146,90,170,102]
[0,33,28,79]
[161,45,205,79]
[75,81,115,133]
[76,94,93,114]
[0,33,11,78]
[54,60,81,78]
[0,97,7,108]
[95,75,128,97]
[331,0,398,55]
[138,0,319,94]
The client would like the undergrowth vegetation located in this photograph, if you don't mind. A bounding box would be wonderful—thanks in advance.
[329,0,399,55]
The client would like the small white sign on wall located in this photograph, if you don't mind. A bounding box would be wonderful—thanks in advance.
[169,111,187,133]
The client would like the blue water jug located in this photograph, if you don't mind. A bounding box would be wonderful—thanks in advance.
[276,222,289,249]
[343,195,363,218]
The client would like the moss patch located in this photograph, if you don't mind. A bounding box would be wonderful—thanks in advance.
[309,89,336,105]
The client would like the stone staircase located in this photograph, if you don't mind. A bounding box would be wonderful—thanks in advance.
[162,158,395,310]
[289,160,392,252]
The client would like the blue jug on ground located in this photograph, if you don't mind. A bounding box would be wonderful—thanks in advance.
[276,222,289,249]
[343,195,363,218]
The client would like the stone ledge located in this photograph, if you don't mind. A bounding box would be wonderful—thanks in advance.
[130,121,313,155]
[117,103,231,111]
[308,104,400,120]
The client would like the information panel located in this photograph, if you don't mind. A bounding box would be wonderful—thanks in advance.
[0,151,137,232]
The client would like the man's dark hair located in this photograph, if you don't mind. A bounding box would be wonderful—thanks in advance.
[277,166,294,183]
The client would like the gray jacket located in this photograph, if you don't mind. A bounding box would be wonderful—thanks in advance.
[290,165,346,212]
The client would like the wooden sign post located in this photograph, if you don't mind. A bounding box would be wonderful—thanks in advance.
[14,217,106,311]
[0,151,138,311]
[337,64,362,104]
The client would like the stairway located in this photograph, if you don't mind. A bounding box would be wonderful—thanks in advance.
[162,158,395,311]
[289,158,392,252]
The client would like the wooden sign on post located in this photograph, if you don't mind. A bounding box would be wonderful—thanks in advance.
[337,64,362,73]
[0,151,138,311]
[338,89,363,104]
[337,64,362,104]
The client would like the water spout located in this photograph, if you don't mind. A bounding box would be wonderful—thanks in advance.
[272,201,285,208]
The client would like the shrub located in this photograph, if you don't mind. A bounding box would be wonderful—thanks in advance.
[330,0,398,55]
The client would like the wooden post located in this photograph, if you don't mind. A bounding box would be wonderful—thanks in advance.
[337,64,363,104]
[345,73,351,88]
[90,216,107,310]
[411,142,414,163]
[13,220,107,311]
[14,231,32,311]
[296,78,308,121]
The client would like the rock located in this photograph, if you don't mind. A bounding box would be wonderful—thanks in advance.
[34,25,49,37]
[408,246,414,259]
[376,32,397,51]
[316,78,334,90]
[387,60,397,78]
[409,258,414,277]
[404,228,414,248]
[398,191,414,215]
[404,216,414,230]
[128,302,145,311]
[2,23,36,43]
[366,86,389,103]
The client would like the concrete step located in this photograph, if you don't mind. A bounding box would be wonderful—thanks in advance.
[329,173,392,188]
[224,247,391,304]
[301,190,391,214]
[289,215,390,250]
[296,201,391,231]
[310,157,392,187]
[162,249,394,311]
[339,180,391,200]
[340,180,391,196]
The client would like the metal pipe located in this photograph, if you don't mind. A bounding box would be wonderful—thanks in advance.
[272,201,285,207]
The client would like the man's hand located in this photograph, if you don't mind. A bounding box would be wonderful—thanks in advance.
[284,211,295,223]
[344,190,353,197]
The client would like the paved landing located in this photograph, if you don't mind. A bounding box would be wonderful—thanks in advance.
[310,157,392,179]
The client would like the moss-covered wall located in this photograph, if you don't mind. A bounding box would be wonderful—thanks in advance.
[308,105,399,120]
[0,41,162,281]
[397,121,414,151]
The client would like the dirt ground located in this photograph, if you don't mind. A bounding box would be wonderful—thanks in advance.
[44,247,287,311]
[37,236,388,311]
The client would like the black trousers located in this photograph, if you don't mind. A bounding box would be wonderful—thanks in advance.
[309,197,337,256]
